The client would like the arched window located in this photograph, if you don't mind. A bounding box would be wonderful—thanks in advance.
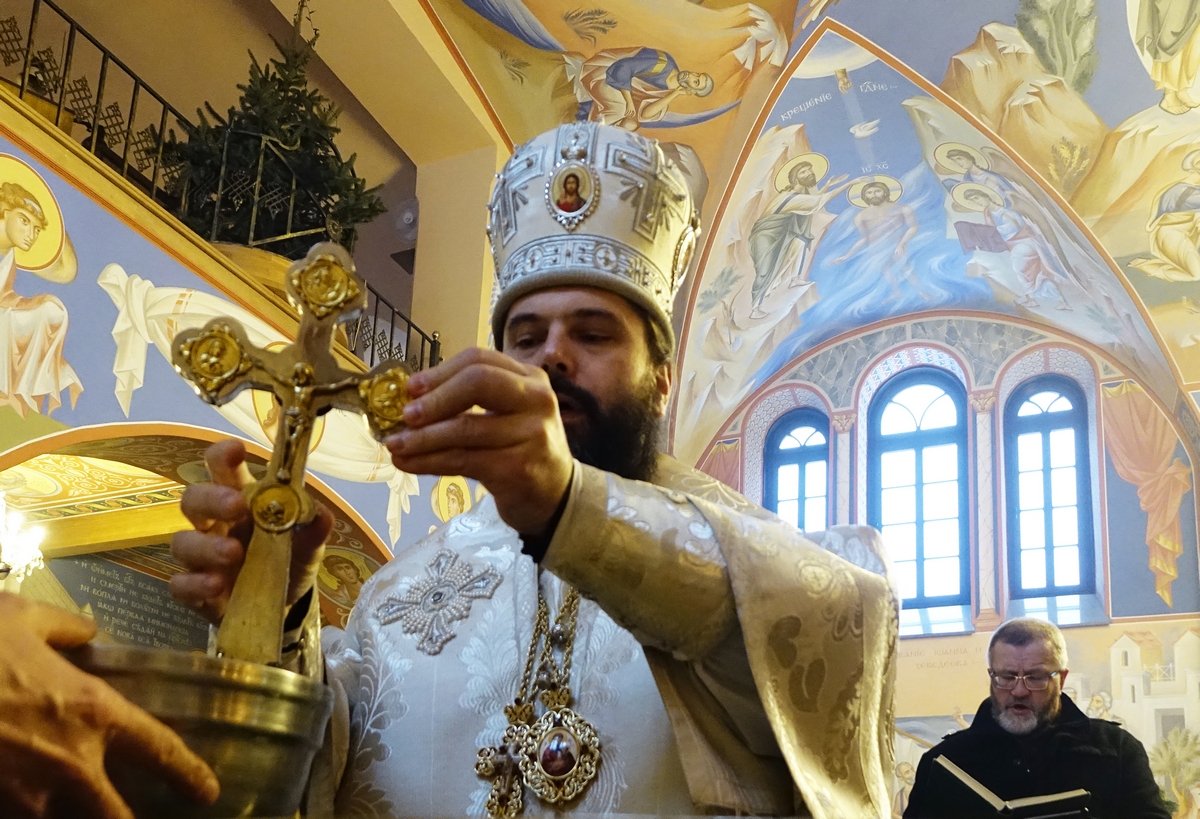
[1004,375,1094,598]
[868,368,970,608]
[764,409,829,532]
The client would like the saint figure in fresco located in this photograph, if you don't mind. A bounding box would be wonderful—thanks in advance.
[1130,149,1200,281]
[567,47,714,131]
[0,174,82,418]
[1085,691,1121,723]
[832,177,929,300]
[747,153,849,319]
[431,475,473,522]
[1131,0,1200,113]
[955,183,1073,311]
[891,761,916,819]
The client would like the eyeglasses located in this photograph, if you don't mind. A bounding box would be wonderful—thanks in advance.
[989,670,1061,691]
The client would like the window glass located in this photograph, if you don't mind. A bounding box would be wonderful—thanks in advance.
[869,369,968,610]
[765,409,830,533]
[1004,377,1094,600]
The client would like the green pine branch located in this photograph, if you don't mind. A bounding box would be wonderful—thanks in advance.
[162,38,385,257]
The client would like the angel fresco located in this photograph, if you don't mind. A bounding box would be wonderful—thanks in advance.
[933,143,1015,200]
[952,182,1073,311]
[1129,149,1200,282]
[0,156,81,419]
[747,153,849,319]
[316,548,381,625]
[932,143,1094,299]
[431,474,473,522]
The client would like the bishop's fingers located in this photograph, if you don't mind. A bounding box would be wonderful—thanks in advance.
[202,440,255,490]
[404,347,530,400]
[179,483,248,534]
[401,365,553,429]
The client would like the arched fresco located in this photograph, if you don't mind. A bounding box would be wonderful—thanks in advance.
[676,22,1183,467]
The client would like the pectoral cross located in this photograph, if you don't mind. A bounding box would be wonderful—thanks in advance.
[172,242,413,666]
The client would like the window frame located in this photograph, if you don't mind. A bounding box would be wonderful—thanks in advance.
[867,367,971,609]
[763,408,831,532]
[1003,374,1096,600]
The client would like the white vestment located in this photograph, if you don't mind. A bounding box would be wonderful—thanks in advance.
[302,457,899,819]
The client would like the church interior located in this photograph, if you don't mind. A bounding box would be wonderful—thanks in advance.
[1,0,1199,813]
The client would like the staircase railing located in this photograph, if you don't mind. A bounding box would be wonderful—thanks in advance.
[0,0,439,369]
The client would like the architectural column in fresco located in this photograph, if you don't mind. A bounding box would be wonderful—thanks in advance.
[833,411,857,525]
[970,390,1002,627]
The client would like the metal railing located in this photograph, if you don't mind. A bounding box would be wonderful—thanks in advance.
[178,129,343,255]
[0,0,439,369]
[345,293,441,371]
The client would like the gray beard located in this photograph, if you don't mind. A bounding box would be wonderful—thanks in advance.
[991,697,1054,735]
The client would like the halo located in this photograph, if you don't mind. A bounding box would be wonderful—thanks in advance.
[847,175,903,208]
[317,547,377,591]
[432,474,472,522]
[951,182,1004,212]
[0,154,65,270]
[933,142,988,174]
[775,153,830,192]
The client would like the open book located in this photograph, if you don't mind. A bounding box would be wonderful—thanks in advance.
[935,756,1090,818]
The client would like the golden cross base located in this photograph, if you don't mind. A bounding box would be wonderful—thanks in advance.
[172,242,413,666]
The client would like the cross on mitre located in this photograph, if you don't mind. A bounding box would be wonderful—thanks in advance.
[172,242,413,666]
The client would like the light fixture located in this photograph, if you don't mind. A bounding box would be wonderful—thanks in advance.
[0,490,44,583]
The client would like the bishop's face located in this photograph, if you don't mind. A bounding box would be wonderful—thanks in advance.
[502,287,670,481]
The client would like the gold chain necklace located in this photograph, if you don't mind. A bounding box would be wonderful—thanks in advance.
[475,584,601,817]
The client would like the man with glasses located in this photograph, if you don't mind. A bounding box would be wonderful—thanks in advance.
[904,618,1169,818]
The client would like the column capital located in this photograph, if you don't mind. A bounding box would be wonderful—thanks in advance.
[969,390,997,413]
[831,411,857,434]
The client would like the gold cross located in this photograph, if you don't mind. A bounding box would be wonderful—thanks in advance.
[172,243,412,666]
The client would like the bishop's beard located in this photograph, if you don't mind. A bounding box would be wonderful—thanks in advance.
[546,370,661,483]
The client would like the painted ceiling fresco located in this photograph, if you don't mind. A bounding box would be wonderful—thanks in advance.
[424,0,1200,464]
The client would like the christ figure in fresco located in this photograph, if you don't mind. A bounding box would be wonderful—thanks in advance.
[0,181,82,418]
[832,178,929,300]
[568,47,714,131]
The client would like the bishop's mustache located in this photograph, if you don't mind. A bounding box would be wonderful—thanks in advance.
[545,371,601,421]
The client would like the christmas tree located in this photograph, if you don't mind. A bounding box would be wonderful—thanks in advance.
[165,11,384,258]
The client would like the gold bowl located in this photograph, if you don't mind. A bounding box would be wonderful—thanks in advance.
[66,643,333,818]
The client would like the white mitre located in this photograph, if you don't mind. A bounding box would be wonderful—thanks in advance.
[487,122,700,352]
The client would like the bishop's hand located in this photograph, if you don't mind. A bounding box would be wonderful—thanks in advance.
[384,348,574,538]
[169,439,332,624]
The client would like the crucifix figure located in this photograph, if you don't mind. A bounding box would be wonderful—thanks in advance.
[172,242,413,666]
